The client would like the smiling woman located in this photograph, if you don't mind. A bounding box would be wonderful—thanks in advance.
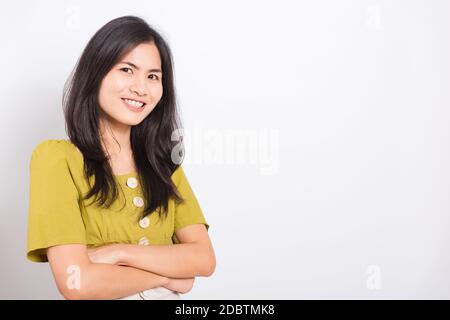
[26,16,216,300]
[98,43,163,122]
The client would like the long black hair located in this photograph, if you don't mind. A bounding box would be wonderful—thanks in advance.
[63,16,184,222]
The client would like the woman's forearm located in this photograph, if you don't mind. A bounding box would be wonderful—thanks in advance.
[65,263,169,300]
[116,243,215,278]
[162,277,196,294]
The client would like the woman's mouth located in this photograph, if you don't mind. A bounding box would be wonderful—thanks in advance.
[121,98,146,113]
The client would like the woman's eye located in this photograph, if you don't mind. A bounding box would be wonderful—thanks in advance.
[120,67,132,74]
[148,74,159,80]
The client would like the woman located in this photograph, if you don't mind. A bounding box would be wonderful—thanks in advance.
[26,16,216,300]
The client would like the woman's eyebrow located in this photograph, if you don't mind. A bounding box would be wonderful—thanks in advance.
[119,61,162,73]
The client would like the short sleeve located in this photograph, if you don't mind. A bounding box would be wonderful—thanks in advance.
[171,166,209,243]
[27,140,86,263]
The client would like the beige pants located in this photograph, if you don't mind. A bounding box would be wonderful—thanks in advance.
[118,286,181,300]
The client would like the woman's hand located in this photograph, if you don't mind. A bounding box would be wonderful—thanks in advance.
[87,244,122,265]
[163,277,195,294]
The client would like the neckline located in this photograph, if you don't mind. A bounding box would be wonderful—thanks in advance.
[114,172,137,178]
[65,139,137,179]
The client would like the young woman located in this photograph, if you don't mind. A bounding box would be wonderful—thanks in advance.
[26,16,216,300]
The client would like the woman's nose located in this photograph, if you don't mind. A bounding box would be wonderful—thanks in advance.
[130,78,148,96]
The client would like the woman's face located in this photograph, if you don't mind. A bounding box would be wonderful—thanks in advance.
[98,41,163,127]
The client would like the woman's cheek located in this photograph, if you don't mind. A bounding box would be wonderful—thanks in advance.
[113,76,129,90]
[156,84,163,100]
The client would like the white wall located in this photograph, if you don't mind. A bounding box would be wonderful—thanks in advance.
[1,0,449,299]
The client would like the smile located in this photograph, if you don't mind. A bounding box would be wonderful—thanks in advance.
[121,98,146,108]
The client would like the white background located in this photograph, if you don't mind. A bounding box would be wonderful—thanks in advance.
[0,0,449,299]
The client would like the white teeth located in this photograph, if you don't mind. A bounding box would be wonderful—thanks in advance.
[124,98,144,108]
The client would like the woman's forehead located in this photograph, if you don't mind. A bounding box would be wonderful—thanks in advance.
[119,42,162,69]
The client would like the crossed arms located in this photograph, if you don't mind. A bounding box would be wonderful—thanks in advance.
[47,224,216,300]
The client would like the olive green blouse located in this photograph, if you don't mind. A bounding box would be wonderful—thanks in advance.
[27,139,209,263]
